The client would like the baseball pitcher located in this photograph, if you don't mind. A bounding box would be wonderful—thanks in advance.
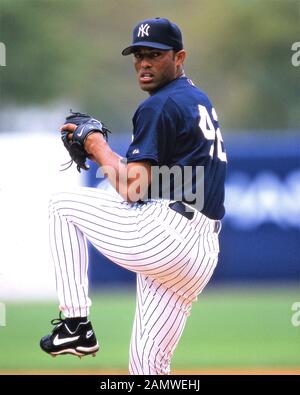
[40,17,227,375]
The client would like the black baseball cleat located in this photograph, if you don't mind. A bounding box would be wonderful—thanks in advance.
[40,313,99,357]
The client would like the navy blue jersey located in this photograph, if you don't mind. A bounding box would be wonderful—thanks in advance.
[126,76,227,220]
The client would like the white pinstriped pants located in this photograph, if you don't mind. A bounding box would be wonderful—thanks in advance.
[49,187,220,375]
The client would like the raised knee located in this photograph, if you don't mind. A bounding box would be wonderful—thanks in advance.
[49,192,61,212]
[48,192,71,216]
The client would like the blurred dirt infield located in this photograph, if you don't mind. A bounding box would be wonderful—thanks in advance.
[1,368,300,375]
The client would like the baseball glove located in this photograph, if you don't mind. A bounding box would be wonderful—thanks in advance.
[61,110,110,172]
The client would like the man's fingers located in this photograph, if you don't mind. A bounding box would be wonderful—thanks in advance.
[61,123,76,140]
[61,123,77,132]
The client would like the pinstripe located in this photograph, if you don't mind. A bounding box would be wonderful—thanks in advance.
[145,292,177,337]
[154,346,162,375]
[49,214,59,298]
[130,280,191,375]
[157,311,184,368]
[84,232,176,264]
[51,212,71,316]
[192,257,218,295]
[63,208,138,233]
[147,338,156,374]
[143,291,168,330]
[183,256,211,299]
[130,274,146,374]
[161,311,186,351]
[138,212,165,232]
[166,236,208,294]
[50,211,69,316]
[50,188,221,373]
[62,213,167,247]
[59,217,76,316]
[139,232,197,278]
[74,226,89,312]
[58,201,138,224]
[150,300,181,342]
[142,286,162,320]
[97,237,177,264]
[191,258,214,296]
[101,228,195,267]
[66,221,82,316]
[129,313,140,373]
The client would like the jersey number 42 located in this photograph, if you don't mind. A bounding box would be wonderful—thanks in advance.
[198,104,227,162]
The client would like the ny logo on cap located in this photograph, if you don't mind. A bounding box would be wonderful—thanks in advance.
[137,23,150,38]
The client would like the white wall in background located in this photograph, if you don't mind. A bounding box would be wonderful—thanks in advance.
[0,132,81,300]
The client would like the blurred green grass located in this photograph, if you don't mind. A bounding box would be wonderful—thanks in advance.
[0,286,299,372]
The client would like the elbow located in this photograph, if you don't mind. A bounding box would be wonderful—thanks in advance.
[121,193,141,204]
[118,177,149,203]
[127,197,141,204]
[119,188,146,204]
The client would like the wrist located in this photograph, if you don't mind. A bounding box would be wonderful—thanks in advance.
[85,132,106,155]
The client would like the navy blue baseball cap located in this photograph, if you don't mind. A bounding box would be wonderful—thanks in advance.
[122,17,183,56]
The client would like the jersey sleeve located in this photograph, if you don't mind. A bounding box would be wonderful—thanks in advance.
[126,99,177,165]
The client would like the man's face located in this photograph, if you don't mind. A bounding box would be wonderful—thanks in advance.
[133,47,185,93]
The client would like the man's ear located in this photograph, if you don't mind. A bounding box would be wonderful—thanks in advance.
[175,50,186,66]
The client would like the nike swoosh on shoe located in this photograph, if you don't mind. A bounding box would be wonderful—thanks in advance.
[53,334,80,346]
[86,330,94,339]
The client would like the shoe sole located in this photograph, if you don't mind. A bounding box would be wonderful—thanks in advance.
[49,343,99,358]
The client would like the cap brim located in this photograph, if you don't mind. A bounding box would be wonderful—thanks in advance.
[122,41,173,56]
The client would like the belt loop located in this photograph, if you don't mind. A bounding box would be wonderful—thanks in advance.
[214,220,222,234]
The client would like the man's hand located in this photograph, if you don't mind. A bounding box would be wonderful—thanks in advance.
[61,123,76,134]
[60,112,151,202]
[60,111,110,172]
[61,123,105,161]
